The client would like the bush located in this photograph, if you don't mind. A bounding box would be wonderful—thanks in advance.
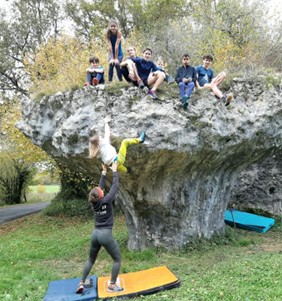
[43,197,93,218]
[37,185,46,193]
[0,153,35,204]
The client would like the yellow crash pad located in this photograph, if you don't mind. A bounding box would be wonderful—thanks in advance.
[98,265,180,299]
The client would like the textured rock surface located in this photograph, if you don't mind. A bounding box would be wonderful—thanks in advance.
[17,78,282,250]
[231,154,282,215]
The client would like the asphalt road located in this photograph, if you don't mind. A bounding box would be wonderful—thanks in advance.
[0,201,50,224]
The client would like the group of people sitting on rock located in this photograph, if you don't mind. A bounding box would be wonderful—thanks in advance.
[84,19,233,109]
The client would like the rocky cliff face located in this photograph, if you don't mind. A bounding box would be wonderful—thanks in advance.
[17,77,282,250]
[231,154,282,215]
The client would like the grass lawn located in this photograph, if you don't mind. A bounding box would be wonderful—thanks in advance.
[24,185,60,204]
[0,212,281,301]
[28,185,60,194]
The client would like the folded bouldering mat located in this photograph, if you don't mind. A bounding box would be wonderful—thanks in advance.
[97,265,180,300]
[43,276,98,301]
[224,209,275,233]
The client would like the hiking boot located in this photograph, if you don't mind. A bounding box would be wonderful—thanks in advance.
[76,284,84,294]
[107,284,124,293]
[92,78,99,86]
[139,131,146,143]
[148,90,158,100]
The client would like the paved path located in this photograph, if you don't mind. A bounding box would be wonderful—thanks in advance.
[0,201,50,224]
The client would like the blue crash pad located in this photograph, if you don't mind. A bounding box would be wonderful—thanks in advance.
[43,276,98,301]
[224,209,275,233]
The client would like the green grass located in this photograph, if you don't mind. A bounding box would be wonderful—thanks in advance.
[28,185,60,193]
[0,212,281,301]
[25,185,60,204]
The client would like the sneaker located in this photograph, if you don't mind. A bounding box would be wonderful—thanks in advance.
[143,86,149,93]
[76,284,84,294]
[107,284,124,293]
[148,90,158,100]
[183,97,190,110]
[138,80,145,89]
[181,96,188,104]
[139,131,146,143]
[221,95,227,104]
[92,78,99,86]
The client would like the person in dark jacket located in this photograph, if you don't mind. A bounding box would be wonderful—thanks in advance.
[76,162,124,294]
[175,53,196,110]
[129,47,165,100]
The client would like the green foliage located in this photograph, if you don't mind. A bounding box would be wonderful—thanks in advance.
[105,81,129,95]
[65,0,115,42]
[264,75,282,88]
[0,100,59,204]
[43,197,93,218]
[26,185,59,203]
[33,170,60,186]
[0,101,54,165]
[0,0,62,95]
[27,35,102,97]
[56,163,97,201]
[190,0,275,73]
[29,185,60,193]
[0,153,35,204]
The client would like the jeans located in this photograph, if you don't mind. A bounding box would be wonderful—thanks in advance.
[86,72,105,85]
[178,81,195,98]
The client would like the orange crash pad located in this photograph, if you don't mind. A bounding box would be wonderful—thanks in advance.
[97,265,180,299]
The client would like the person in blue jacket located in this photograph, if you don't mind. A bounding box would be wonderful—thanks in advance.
[76,162,124,294]
[175,53,196,110]
[129,47,165,100]
[106,20,123,82]
[195,54,233,106]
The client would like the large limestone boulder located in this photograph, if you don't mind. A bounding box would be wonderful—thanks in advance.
[17,77,282,250]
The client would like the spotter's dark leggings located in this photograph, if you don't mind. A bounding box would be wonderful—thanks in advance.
[81,228,121,284]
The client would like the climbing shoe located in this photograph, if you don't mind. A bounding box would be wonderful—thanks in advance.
[139,131,146,143]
